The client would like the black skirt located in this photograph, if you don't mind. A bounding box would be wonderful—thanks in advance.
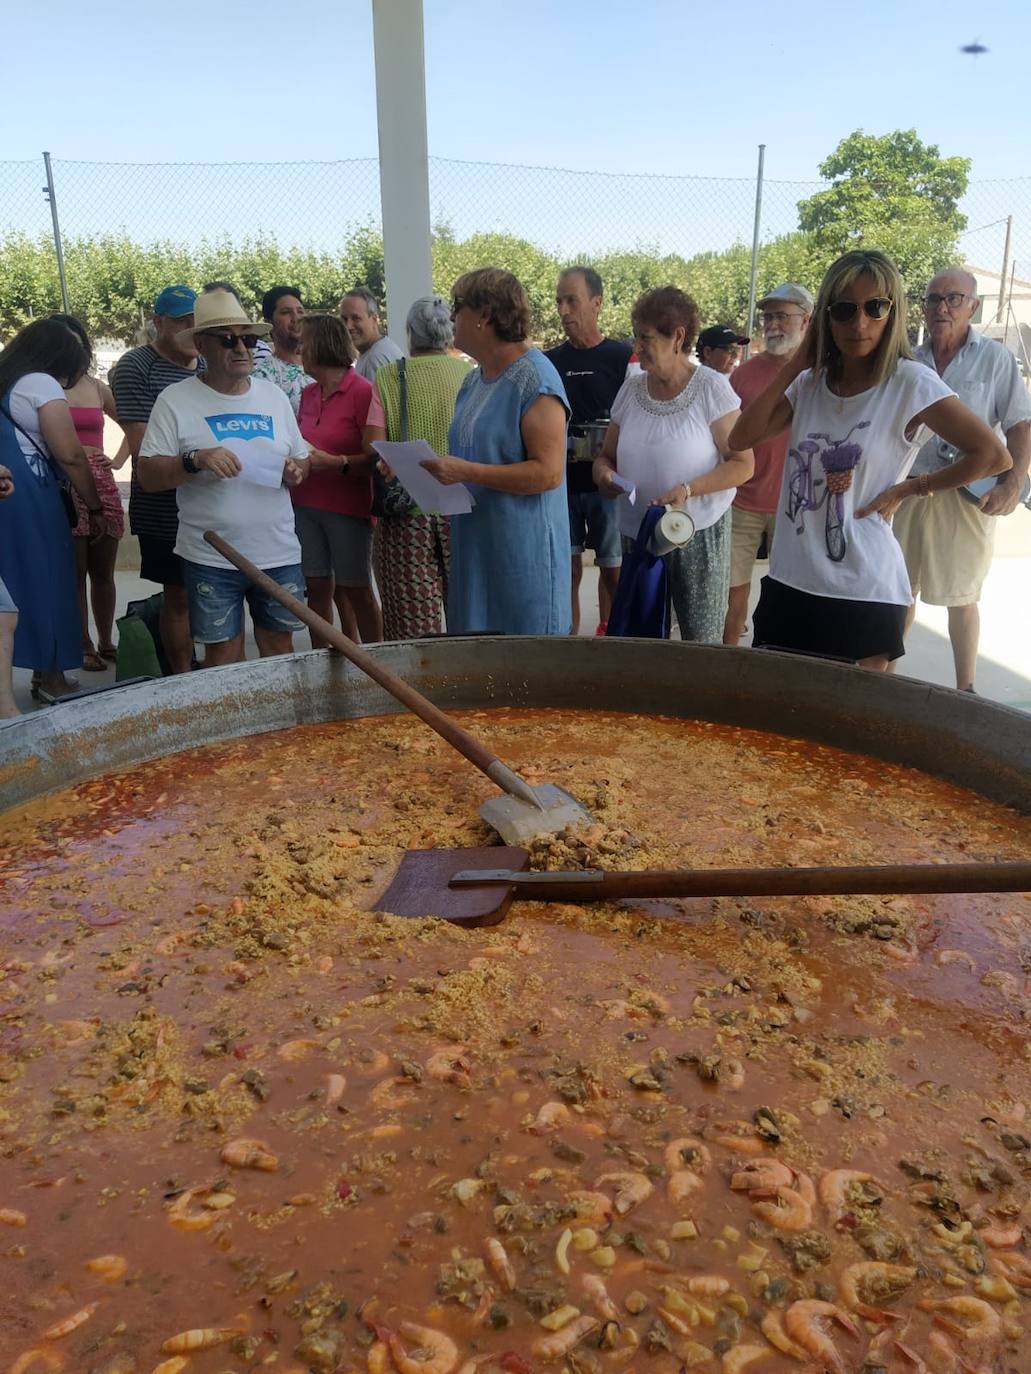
[752,576,907,663]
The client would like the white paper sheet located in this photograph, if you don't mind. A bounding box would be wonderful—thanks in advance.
[222,438,286,489]
[372,440,475,516]
[609,471,636,504]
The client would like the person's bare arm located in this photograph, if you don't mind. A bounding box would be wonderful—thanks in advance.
[857,396,1011,520]
[655,412,754,506]
[728,343,810,450]
[981,419,1030,517]
[137,447,242,492]
[37,400,100,508]
[422,394,567,495]
[120,420,147,463]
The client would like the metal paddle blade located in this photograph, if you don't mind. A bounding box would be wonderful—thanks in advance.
[375,846,530,926]
[479,783,595,845]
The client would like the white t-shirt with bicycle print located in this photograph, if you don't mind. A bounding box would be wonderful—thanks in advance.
[773,361,953,605]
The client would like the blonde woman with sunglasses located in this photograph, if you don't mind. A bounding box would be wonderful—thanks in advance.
[729,250,1010,670]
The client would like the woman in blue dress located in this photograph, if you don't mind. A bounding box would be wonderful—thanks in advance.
[421,268,571,635]
[0,317,109,701]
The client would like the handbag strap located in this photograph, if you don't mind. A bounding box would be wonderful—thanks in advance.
[0,395,62,485]
[398,358,409,442]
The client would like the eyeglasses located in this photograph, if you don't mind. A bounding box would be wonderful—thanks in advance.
[450,298,466,317]
[827,298,893,323]
[761,311,803,325]
[922,292,971,311]
[205,331,260,349]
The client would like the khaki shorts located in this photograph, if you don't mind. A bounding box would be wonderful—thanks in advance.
[729,506,777,588]
[892,488,996,607]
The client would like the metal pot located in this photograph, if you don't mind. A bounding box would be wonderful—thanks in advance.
[2,640,1028,815]
[568,420,610,463]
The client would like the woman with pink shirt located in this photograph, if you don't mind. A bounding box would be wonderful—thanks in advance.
[294,314,382,644]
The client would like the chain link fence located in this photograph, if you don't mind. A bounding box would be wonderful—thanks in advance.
[1,153,1030,345]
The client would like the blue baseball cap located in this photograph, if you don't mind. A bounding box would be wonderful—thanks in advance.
[153,285,197,318]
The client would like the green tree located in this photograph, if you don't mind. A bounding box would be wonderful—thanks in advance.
[797,129,971,310]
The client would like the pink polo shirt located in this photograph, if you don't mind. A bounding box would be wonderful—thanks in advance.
[295,367,375,519]
[730,351,791,514]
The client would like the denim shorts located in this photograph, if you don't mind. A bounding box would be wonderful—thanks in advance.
[182,559,305,644]
[0,573,15,615]
[568,489,622,567]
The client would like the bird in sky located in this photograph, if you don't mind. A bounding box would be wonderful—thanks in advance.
[960,40,989,55]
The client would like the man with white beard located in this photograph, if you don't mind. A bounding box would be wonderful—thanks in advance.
[722,283,813,644]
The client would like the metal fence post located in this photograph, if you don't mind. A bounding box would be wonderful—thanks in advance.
[42,151,70,314]
[997,214,1013,324]
[744,144,766,359]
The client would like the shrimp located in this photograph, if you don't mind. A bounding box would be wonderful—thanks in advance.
[160,1327,240,1354]
[783,1300,859,1374]
[991,1249,1031,1288]
[818,1168,882,1222]
[85,1253,129,1280]
[664,1137,711,1175]
[594,1171,653,1215]
[425,1046,473,1089]
[485,1237,516,1291]
[369,1075,418,1110]
[8,1353,65,1374]
[568,1190,614,1227]
[166,1186,217,1231]
[720,1346,769,1374]
[0,1208,27,1227]
[582,1272,619,1320]
[277,1037,321,1062]
[528,1101,569,1134]
[220,1137,279,1171]
[751,1182,813,1232]
[980,1222,1022,1248]
[668,1171,705,1205]
[918,1296,1001,1354]
[866,1325,928,1373]
[839,1261,915,1322]
[388,1321,459,1374]
[531,1314,598,1362]
[711,1121,763,1155]
[730,1158,794,1192]
[41,1303,99,1341]
[759,1310,807,1361]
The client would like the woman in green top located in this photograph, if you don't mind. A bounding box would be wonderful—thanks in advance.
[365,296,470,640]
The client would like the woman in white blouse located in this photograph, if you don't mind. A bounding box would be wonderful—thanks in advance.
[729,250,1009,670]
[593,287,754,643]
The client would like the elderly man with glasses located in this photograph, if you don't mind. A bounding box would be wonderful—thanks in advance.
[723,283,813,644]
[137,290,311,666]
[893,268,1031,691]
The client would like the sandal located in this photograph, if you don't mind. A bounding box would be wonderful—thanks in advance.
[82,651,107,672]
[97,645,118,662]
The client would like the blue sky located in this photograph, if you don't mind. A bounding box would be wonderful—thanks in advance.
[5,0,1029,181]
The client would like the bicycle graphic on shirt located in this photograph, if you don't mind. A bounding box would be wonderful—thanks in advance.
[785,421,870,563]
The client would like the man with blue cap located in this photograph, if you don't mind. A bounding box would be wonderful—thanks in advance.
[111,285,199,673]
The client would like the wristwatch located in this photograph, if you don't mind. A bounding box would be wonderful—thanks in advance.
[182,450,200,475]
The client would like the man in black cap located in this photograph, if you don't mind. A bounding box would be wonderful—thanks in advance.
[696,325,749,375]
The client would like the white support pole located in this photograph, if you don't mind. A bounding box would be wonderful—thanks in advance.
[372,0,433,348]
[744,144,766,361]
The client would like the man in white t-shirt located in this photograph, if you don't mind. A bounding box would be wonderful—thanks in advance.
[894,269,1031,691]
[339,286,404,381]
[138,290,310,667]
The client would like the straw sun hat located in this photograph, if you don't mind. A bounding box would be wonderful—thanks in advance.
[177,289,271,345]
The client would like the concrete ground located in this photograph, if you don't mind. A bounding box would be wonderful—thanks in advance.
[9,505,1031,716]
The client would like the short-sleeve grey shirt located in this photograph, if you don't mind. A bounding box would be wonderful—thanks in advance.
[912,330,1031,475]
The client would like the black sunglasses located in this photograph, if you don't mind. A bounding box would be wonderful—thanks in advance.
[205,331,261,349]
[827,298,893,323]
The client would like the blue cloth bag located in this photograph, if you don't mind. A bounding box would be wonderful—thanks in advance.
[605,506,669,639]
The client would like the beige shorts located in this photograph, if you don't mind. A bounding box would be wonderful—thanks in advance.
[892,488,996,607]
[730,506,777,587]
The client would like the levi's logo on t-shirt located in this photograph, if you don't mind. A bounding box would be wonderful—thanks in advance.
[206,413,275,441]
